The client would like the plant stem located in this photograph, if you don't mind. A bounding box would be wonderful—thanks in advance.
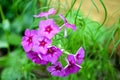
[0,4,5,21]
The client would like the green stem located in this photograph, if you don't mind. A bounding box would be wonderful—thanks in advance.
[0,5,10,54]
[75,0,83,25]
[97,0,107,30]
[0,4,5,20]
[91,0,99,12]
[56,0,60,14]
[6,32,10,55]
[47,0,52,7]
[65,0,76,17]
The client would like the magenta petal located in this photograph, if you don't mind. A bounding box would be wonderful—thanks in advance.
[34,8,56,18]
[47,62,65,77]
[21,29,37,52]
[70,64,80,73]
[47,62,61,72]
[33,12,48,18]
[26,51,48,65]
[32,45,47,54]
[22,41,32,52]
[59,14,76,31]
[38,19,60,39]
[65,23,76,31]
[67,54,76,64]
[64,54,81,76]
[32,35,51,54]
[43,46,62,64]
[49,55,58,64]
[64,64,80,76]
[47,46,62,56]
[47,66,55,72]
[51,70,65,77]
[75,47,85,65]
[25,29,31,36]
[39,12,48,17]
[31,30,38,35]
[59,14,67,23]
[48,8,56,15]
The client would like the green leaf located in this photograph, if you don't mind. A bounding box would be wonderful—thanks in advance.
[2,19,10,32]
[0,40,8,48]
[8,33,21,46]
[0,56,8,67]
[1,67,22,80]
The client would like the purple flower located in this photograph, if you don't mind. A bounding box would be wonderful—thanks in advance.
[26,51,48,65]
[34,8,56,18]
[38,19,60,39]
[59,14,76,31]
[21,29,37,52]
[33,35,51,54]
[75,47,85,65]
[64,54,81,76]
[43,46,62,64]
[47,62,65,77]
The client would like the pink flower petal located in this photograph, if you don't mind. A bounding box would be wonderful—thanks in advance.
[21,29,37,52]
[32,35,52,54]
[38,19,60,39]
[26,51,48,65]
[59,14,76,31]
[34,8,56,18]
[67,54,76,64]
[59,14,67,23]
[25,29,31,36]
[48,8,57,15]
[65,23,76,31]
[42,46,62,64]
[64,64,80,76]
[75,47,85,65]
[47,62,65,77]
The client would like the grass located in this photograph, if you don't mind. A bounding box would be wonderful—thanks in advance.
[0,0,120,80]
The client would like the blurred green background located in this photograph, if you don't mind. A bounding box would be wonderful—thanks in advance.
[0,0,120,80]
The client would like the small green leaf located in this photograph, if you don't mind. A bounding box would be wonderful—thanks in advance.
[2,19,10,32]
[0,40,8,48]
[1,67,21,80]
[8,33,21,46]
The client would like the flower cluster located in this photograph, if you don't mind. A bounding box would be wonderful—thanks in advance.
[21,8,85,77]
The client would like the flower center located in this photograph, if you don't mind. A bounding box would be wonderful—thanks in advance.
[39,40,47,47]
[47,47,55,55]
[27,36,32,45]
[69,60,75,65]
[55,65,62,71]
[67,64,74,70]
[76,54,80,59]
[45,26,53,33]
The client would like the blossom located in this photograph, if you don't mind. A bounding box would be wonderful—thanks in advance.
[43,46,62,64]
[21,29,37,52]
[34,8,56,18]
[47,62,65,77]
[26,51,48,65]
[64,54,81,76]
[48,8,56,15]
[21,7,84,78]
[33,35,51,54]
[75,47,85,65]
[59,14,76,31]
[38,19,60,39]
